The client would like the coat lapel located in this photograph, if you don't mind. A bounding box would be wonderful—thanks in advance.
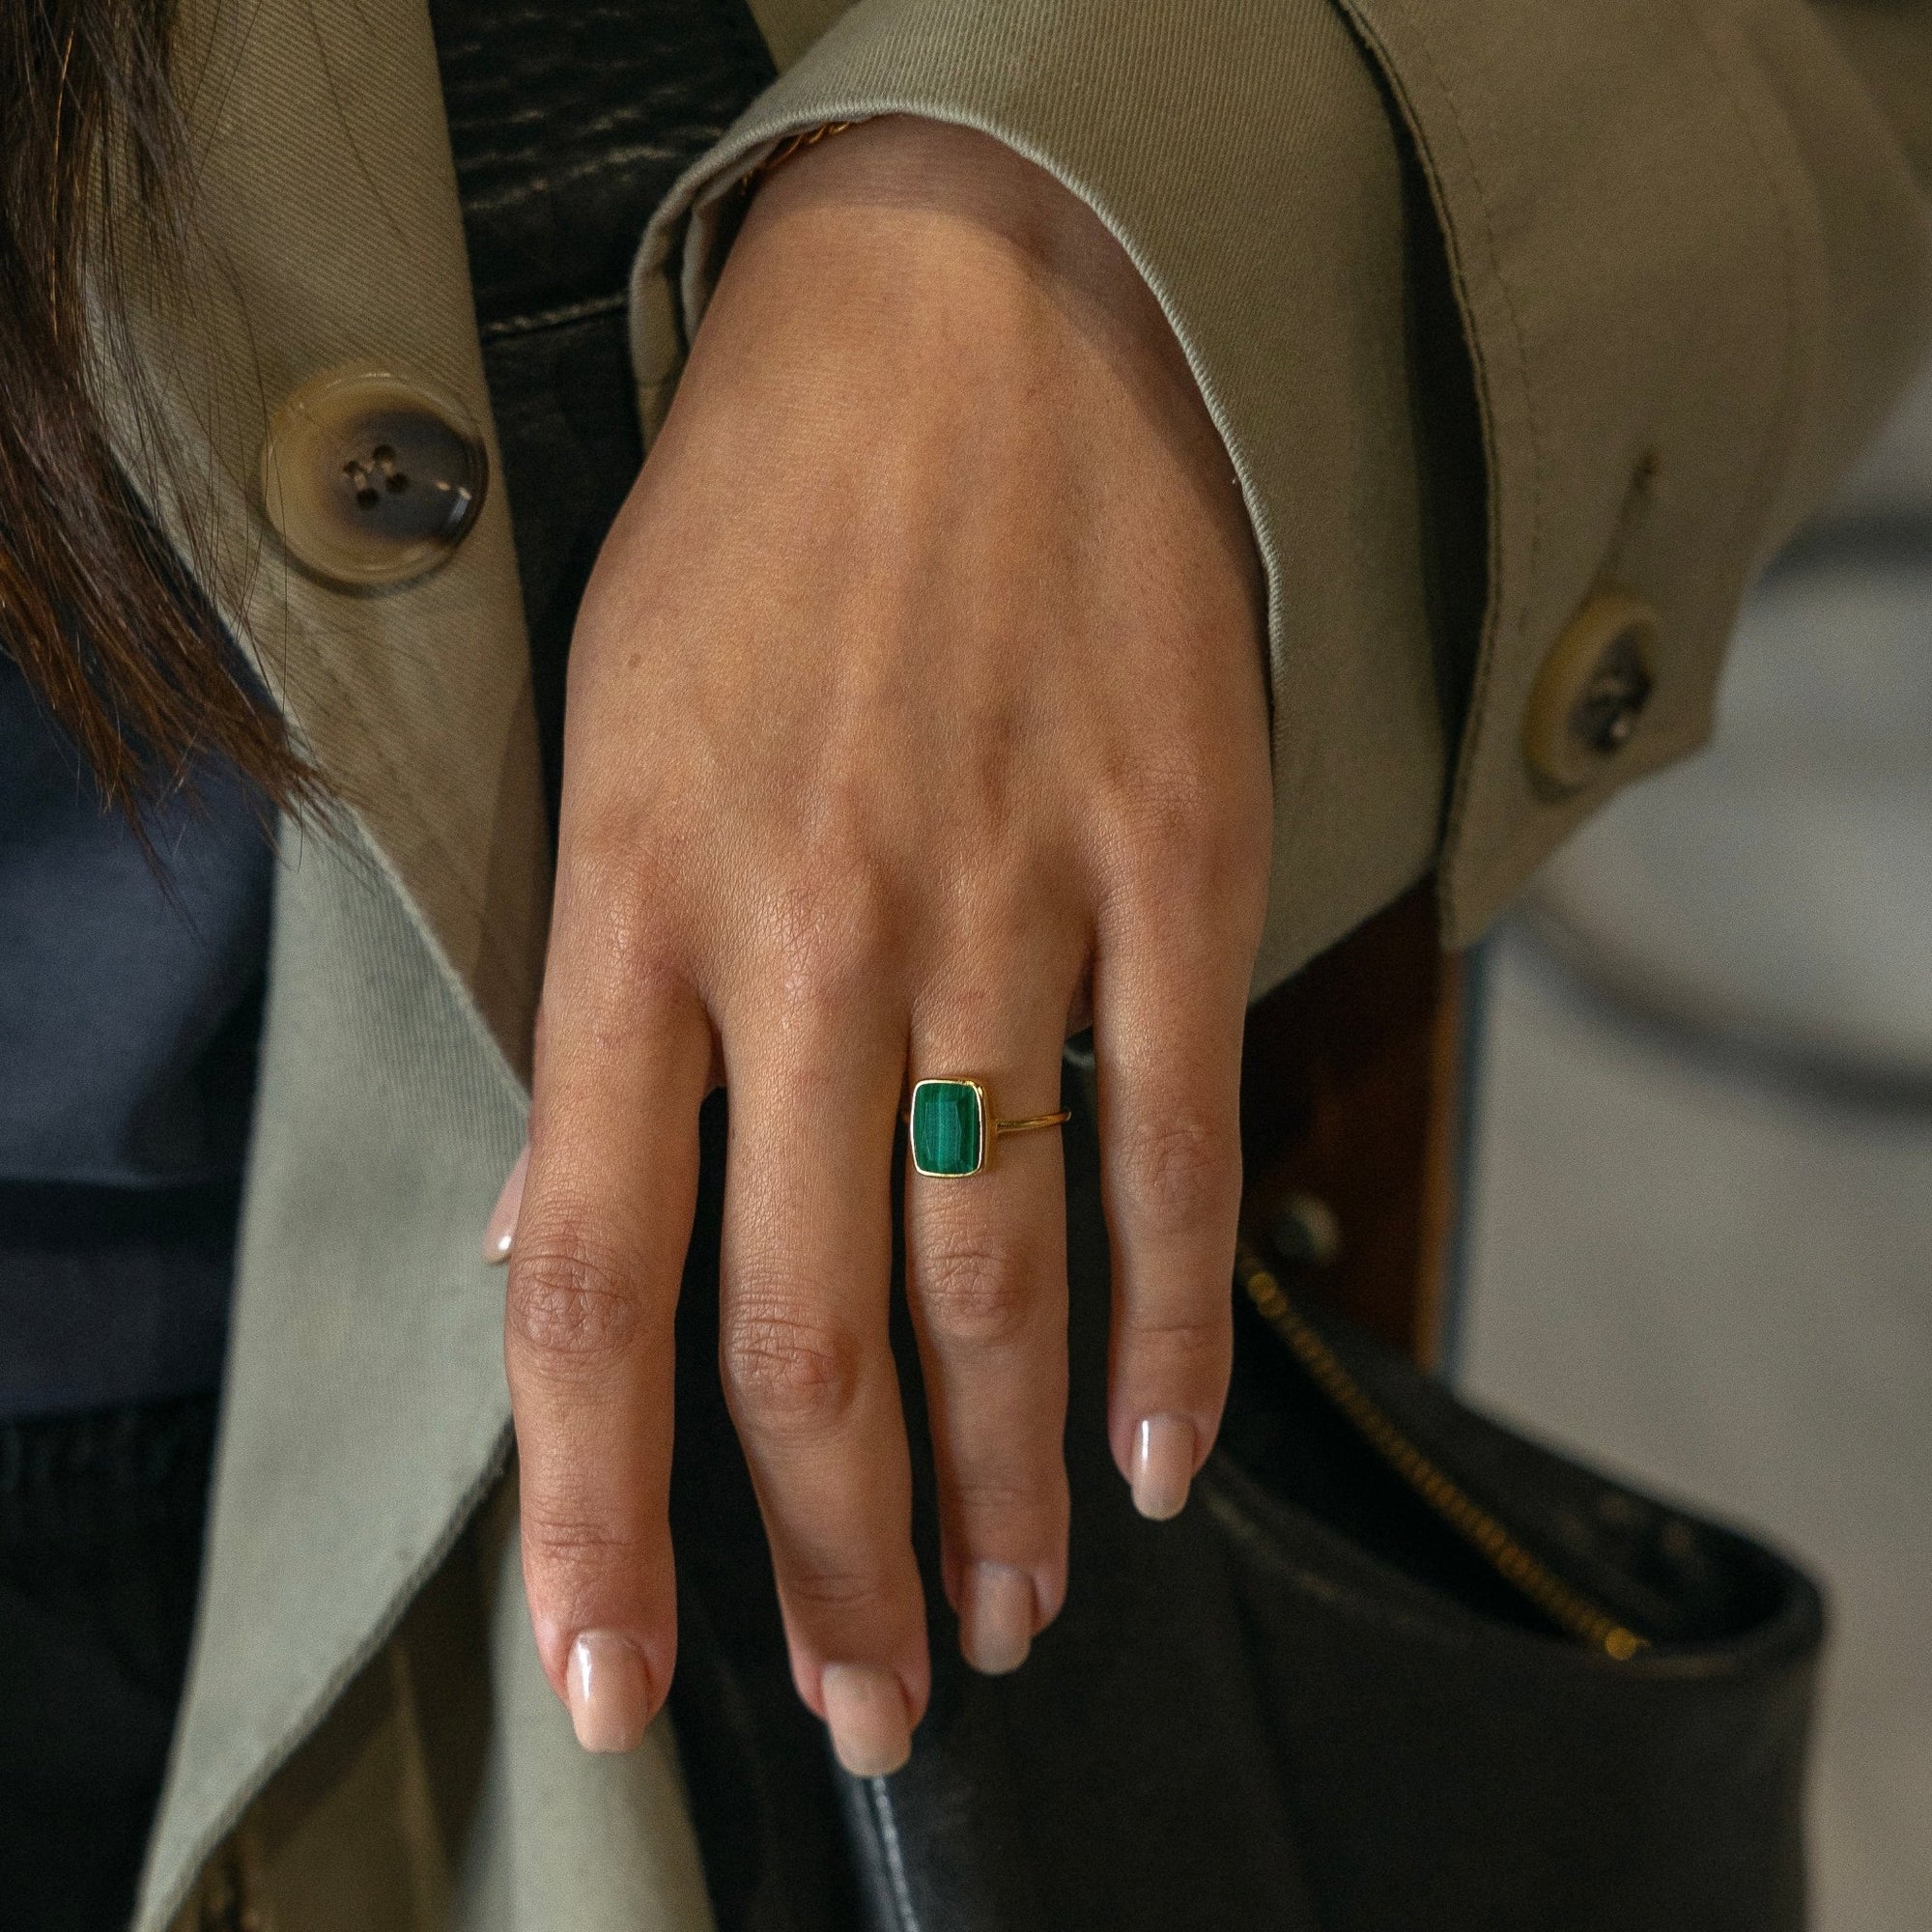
[138,814,531,1930]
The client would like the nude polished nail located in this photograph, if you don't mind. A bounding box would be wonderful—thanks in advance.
[566,1631,652,1753]
[481,1147,528,1264]
[821,1662,913,1777]
[960,1561,1036,1676]
[1130,1413,1196,1520]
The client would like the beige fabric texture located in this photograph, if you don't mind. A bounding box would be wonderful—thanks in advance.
[118,0,1929,1921]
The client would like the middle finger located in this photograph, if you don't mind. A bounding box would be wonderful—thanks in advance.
[717,976,925,1776]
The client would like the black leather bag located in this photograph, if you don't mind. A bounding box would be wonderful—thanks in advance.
[668,1075,1823,1932]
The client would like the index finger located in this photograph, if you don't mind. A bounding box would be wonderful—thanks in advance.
[504,887,713,1752]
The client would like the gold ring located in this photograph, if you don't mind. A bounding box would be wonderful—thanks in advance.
[908,1078,1070,1178]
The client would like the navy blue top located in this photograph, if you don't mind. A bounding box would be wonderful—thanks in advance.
[0,645,273,1415]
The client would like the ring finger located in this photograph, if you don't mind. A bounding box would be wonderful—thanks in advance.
[904,949,1082,1676]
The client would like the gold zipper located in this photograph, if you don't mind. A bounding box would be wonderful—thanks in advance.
[1236,1242,1648,1661]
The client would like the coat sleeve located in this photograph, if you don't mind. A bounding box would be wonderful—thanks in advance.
[632,0,1932,993]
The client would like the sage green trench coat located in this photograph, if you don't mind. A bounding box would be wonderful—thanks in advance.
[103,0,1930,1922]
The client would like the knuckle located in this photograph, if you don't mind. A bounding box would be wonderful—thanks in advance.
[506,1233,639,1365]
[721,1293,863,1434]
[519,1510,652,1587]
[764,872,898,1015]
[561,808,644,898]
[1104,755,1267,923]
[543,893,689,1038]
[950,1463,1065,1531]
[1120,1302,1232,1369]
[917,1240,1034,1349]
[1116,759,1224,879]
[554,805,639,902]
[781,1563,893,1617]
[1117,1113,1237,1237]
[558,819,680,952]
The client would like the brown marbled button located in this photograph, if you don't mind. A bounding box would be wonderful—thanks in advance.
[261,366,486,588]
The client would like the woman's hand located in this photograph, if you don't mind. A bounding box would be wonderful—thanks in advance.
[497,117,1272,1776]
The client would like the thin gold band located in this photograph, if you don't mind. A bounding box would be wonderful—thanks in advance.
[993,1109,1072,1138]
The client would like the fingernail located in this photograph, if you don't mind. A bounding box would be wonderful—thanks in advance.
[821,1662,912,1777]
[1130,1413,1196,1520]
[960,1561,1036,1675]
[566,1631,652,1752]
[482,1147,528,1264]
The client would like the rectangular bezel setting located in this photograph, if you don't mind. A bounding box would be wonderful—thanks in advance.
[909,1079,986,1177]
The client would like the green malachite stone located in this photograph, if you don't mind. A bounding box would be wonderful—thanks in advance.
[911,1080,984,1176]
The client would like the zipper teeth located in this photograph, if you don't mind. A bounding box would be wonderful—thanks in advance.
[1236,1244,1648,1661]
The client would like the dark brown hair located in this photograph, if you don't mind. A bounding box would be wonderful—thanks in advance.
[1,0,314,825]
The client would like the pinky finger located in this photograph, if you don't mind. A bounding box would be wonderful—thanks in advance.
[1090,917,1250,1520]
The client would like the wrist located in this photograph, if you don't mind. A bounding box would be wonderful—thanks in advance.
[676,111,1260,636]
[746,115,1151,330]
